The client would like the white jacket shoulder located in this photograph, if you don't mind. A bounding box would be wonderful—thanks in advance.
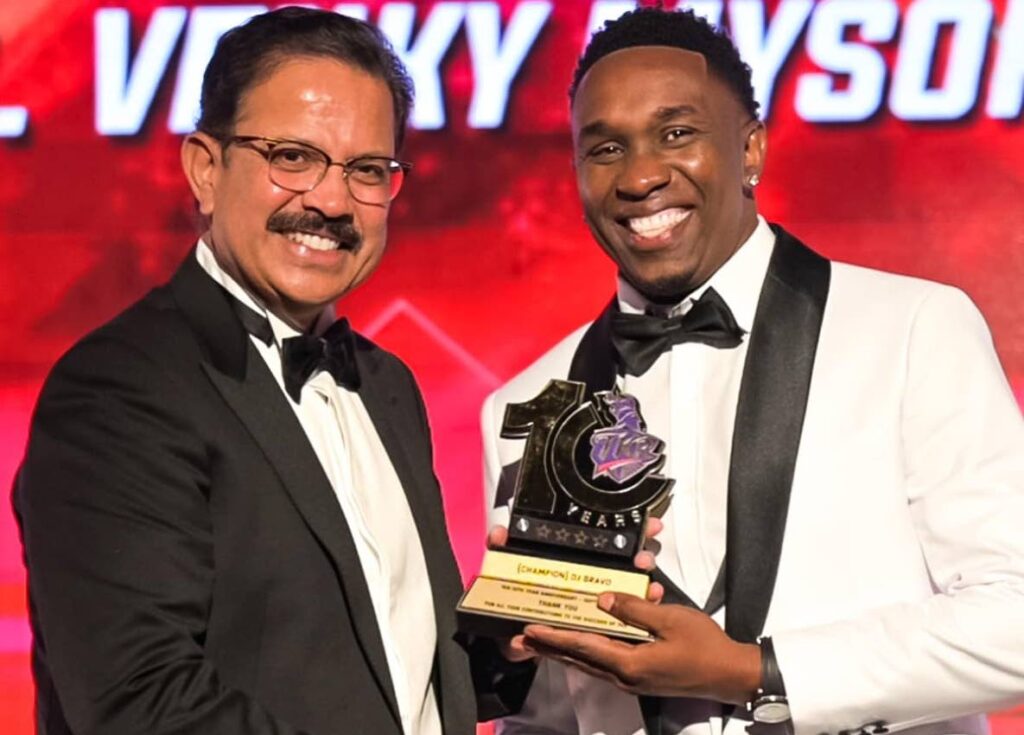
[486,322,592,409]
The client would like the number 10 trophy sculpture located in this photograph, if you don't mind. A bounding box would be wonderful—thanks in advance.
[458,379,674,641]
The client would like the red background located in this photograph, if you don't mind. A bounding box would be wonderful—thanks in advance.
[1,1,1022,731]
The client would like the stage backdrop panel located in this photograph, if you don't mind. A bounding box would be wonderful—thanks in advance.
[1,1,1022,733]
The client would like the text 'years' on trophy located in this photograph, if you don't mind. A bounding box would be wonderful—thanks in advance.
[458,379,674,641]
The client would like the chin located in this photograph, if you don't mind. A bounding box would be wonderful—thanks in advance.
[292,289,344,311]
[624,269,700,303]
[283,271,350,298]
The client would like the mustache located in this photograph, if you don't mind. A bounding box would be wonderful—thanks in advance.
[267,212,362,251]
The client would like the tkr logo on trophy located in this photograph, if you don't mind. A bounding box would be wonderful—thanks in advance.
[589,393,664,484]
[501,379,674,558]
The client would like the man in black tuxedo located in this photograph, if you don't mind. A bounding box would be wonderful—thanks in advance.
[14,8,524,734]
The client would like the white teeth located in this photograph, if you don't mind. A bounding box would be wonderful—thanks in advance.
[627,208,690,238]
[285,231,339,251]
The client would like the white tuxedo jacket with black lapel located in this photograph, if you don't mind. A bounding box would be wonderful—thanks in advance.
[482,226,1024,735]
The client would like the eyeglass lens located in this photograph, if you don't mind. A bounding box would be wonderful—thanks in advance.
[266,145,404,204]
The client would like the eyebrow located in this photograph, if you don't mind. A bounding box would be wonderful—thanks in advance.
[576,120,616,140]
[653,104,699,121]
[263,135,394,161]
[576,104,702,140]
[280,135,321,149]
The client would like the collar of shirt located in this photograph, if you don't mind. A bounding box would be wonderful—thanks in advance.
[194,237,337,346]
[615,215,776,333]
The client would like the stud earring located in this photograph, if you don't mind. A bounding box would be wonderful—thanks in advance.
[747,173,761,187]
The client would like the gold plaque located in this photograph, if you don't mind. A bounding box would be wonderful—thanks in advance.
[458,551,651,640]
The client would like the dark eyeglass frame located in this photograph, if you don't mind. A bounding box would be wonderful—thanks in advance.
[222,135,413,205]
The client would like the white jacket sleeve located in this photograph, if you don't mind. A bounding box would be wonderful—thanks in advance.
[481,391,580,735]
[774,287,1024,734]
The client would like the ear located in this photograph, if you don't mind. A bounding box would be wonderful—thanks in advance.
[742,119,767,185]
[181,131,222,216]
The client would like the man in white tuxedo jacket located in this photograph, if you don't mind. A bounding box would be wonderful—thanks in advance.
[482,8,1024,735]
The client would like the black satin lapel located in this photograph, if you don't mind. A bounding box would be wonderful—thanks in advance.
[649,567,698,609]
[568,298,619,395]
[169,249,249,380]
[202,348,401,726]
[354,350,457,599]
[352,347,472,731]
[640,696,663,735]
[725,227,830,643]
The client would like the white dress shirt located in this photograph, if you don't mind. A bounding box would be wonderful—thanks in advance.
[493,218,776,735]
[619,216,774,612]
[571,219,774,735]
[196,239,441,735]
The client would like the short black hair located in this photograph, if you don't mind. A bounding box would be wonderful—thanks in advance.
[570,6,759,120]
[197,7,414,149]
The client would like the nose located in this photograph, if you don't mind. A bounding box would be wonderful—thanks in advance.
[299,164,354,217]
[615,150,671,201]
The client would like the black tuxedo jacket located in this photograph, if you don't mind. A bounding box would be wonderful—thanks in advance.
[14,252,477,734]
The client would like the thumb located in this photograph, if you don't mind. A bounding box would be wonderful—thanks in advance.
[598,592,672,636]
[486,524,508,549]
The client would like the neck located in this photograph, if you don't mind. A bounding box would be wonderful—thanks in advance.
[270,301,322,333]
[204,233,323,333]
[627,211,760,306]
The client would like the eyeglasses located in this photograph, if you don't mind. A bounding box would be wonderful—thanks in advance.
[223,135,412,205]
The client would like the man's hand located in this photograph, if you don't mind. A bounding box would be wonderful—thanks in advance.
[487,519,666,662]
[520,592,761,705]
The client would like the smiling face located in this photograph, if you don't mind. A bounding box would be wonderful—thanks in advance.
[182,56,396,329]
[571,46,765,302]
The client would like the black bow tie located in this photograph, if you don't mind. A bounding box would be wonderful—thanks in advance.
[610,287,745,377]
[230,296,361,402]
[280,319,361,402]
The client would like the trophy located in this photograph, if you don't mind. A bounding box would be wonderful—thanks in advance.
[458,379,674,641]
